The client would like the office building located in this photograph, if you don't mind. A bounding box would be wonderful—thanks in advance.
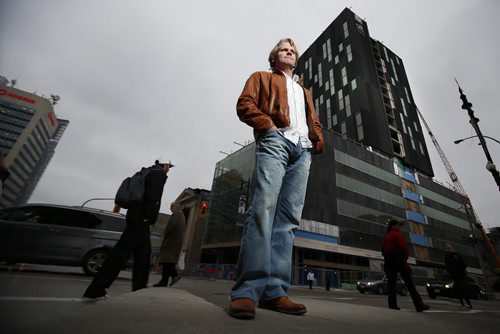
[0,78,69,208]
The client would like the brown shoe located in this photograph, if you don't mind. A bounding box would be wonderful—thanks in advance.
[259,296,307,315]
[228,298,255,319]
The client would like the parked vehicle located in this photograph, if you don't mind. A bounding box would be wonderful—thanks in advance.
[0,204,130,275]
[356,273,408,296]
[426,275,488,300]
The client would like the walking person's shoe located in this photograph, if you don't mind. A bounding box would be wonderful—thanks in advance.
[416,304,430,312]
[389,305,401,310]
[228,298,255,319]
[153,280,169,287]
[82,285,107,301]
[259,296,307,315]
[169,275,182,287]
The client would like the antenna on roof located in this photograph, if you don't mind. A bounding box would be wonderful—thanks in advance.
[50,94,61,106]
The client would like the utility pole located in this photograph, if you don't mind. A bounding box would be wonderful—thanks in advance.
[456,79,500,191]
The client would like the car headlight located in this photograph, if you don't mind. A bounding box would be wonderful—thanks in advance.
[426,283,430,287]
[445,283,454,289]
[367,282,372,286]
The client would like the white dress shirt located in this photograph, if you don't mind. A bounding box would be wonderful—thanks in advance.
[279,73,313,149]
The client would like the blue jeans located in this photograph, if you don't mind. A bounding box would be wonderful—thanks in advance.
[231,130,312,302]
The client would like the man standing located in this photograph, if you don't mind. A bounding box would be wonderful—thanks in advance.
[154,202,186,287]
[228,38,324,319]
[83,157,174,300]
[444,243,472,308]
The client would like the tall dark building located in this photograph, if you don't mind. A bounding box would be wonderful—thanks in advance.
[295,8,433,176]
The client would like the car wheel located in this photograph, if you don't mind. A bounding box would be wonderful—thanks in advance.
[83,249,108,276]
[428,292,436,299]
[400,287,408,296]
[377,286,384,295]
[359,289,365,294]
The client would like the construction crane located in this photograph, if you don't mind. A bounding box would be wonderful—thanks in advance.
[416,106,500,274]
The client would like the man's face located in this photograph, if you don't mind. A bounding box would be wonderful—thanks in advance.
[274,42,296,71]
[162,164,170,174]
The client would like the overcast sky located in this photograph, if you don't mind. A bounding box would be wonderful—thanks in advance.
[1,0,499,229]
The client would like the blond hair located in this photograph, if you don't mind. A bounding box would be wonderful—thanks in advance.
[268,38,299,69]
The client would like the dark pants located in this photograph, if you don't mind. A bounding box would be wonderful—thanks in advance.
[385,262,425,310]
[89,210,151,292]
[159,262,177,284]
[308,280,313,290]
[453,277,472,306]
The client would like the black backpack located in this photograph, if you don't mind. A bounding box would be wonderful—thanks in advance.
[115,167,151,209]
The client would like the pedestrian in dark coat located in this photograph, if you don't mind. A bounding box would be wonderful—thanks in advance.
[154,202,186,287]
[382,219,429,312]
[83,157,174,300]
[444,243,472,308]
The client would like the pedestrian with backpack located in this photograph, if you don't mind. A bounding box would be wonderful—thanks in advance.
[83,157,174,300]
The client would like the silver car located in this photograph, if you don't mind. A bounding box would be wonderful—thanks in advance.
[0,203,127,275]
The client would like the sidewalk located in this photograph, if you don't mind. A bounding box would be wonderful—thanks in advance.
[18,277,500,334]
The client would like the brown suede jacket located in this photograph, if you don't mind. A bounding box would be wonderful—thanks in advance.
[236,70,324,154]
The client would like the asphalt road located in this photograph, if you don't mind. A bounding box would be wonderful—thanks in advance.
[1,264,500,333]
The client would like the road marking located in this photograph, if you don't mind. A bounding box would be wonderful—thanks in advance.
[0,296,85,302]
[0,273,130,284]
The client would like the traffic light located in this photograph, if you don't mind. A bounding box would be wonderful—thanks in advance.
[200,201,208,216]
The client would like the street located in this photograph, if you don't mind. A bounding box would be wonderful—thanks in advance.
[1,264,500,333]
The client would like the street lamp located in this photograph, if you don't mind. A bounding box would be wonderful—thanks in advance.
[80,197,115,208]
[455,80,500,191]
[454,135,500,145]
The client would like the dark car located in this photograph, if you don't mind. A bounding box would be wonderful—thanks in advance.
[426,275,488,300]
[0,204,129,276]
[356,273,408,296]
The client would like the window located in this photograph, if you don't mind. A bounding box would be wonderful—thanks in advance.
[345,94,351,117]
[402,179,416,192]
[404,87,412,104]
[333,114,338,126]
[343,21,349,38]
[341,66,348,86]
[327,39,332,61]
[326,99,332,130]
[322,43,327,60]
[400,113,407,134]
[414,245,430,260]
[351,78,357,90]
[320,94,324,105]
[334,55,339,64]
[400,98,408,116]
[318,63,323,87]
[390,58,399,81]
[346,44,353,62]
[383,46,389,62]
[355,111,363,141]
[338,43,344,52]
[406,200,420,213]
[419,142,425,155]
[341,122,347,138]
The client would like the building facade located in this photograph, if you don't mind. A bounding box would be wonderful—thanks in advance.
[0,79,69,208]
[202,131,481,282]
